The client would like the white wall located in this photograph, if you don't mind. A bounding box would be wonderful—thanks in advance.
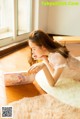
[33,0,48,32]
[38,0,49,32]
[33,0,80,36]
[47,0,80,36]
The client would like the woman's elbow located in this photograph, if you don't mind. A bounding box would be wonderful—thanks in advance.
[48,79,56,87]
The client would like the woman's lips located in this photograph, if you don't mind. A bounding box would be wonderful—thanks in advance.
[34,55,37,57]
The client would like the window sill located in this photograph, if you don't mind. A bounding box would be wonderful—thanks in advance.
[0,39,28,58]
[53,36,80,44]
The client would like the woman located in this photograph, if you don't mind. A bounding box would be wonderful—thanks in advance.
[28,30,80,86]
[2,30,80,119]
[4,30,80,86]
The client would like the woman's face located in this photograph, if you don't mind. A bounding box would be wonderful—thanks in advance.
[29,40,49,59]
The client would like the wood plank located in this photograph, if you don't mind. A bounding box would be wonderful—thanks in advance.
[6,83,45,104]
[1,47,45,104]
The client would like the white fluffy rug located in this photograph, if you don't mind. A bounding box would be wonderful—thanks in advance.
[6,94,80,119]
[0,57,80,119]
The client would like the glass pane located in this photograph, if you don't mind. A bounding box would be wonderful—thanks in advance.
[0,6,1,28]
[0,0,13,36]
[0,0,6,29]
[18,0,32,35]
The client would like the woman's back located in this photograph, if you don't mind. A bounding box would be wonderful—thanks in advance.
[48,53,80,81]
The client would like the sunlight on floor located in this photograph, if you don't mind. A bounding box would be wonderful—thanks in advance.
[0,71,7,106]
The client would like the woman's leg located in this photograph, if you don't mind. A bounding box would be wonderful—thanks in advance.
[4,62,45,86]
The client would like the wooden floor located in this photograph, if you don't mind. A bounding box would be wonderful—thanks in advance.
[0,46,45,104]
[6,81,46,103]
[0,43,80,104]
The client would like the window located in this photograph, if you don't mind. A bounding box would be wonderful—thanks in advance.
[0,0,13,36]
[0,7,1,27]
[0,0,32,47]
[18,0,32,35]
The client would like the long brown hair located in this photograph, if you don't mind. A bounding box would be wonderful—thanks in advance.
[29,30,69,58]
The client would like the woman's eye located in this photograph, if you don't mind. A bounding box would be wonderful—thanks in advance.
[32,48,35,51]
[33,48,36,50]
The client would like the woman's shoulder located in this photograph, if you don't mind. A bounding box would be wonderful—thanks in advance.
[48,52,64,59]
[48,52,66,61]
[48,52,67,69]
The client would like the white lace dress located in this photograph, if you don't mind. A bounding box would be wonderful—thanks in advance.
[35,53,80,108]
[48,52,80,81]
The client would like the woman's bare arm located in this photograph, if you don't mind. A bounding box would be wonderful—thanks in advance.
[27,62,45,74]
[41,56,64,86]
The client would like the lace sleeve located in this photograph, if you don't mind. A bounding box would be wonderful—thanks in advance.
[54,64,66,70]
[48,53,66,70]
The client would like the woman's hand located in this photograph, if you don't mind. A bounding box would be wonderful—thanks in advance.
[39,55,49,65]
[27,62,45,74]
[32,53,48,61]
[40,55,48,60]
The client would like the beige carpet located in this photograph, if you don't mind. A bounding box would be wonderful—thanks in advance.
[3,94,80,119]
